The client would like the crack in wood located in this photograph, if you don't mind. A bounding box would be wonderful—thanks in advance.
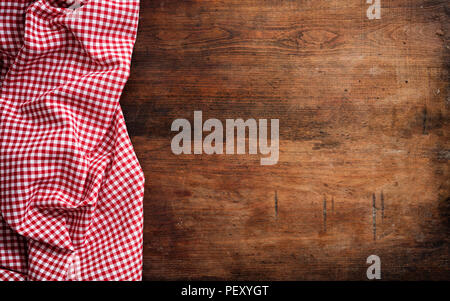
[323,195,327,233]
[423,106,428,135]
[372,193,377,241]
[274,190,278,219]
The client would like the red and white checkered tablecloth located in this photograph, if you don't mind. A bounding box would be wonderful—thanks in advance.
[0,0,145,281]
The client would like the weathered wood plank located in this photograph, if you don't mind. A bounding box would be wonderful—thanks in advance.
[121,0,449,280]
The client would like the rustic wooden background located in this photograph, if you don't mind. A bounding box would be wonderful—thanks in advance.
[121,0,449,280]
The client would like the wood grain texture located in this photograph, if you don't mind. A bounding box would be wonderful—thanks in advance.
[121,0,449,280]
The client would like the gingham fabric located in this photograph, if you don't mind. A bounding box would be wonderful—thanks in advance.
[0,0,145,281]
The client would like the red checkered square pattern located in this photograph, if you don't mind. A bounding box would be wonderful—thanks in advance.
[0,0,144,280]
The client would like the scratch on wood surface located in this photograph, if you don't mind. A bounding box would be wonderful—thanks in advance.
[274,190,278,219]
[372,193,377,241]
[423,106,428,135]
[323,195,327,233]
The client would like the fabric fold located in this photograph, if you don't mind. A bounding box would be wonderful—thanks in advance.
[0,0,144,281]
